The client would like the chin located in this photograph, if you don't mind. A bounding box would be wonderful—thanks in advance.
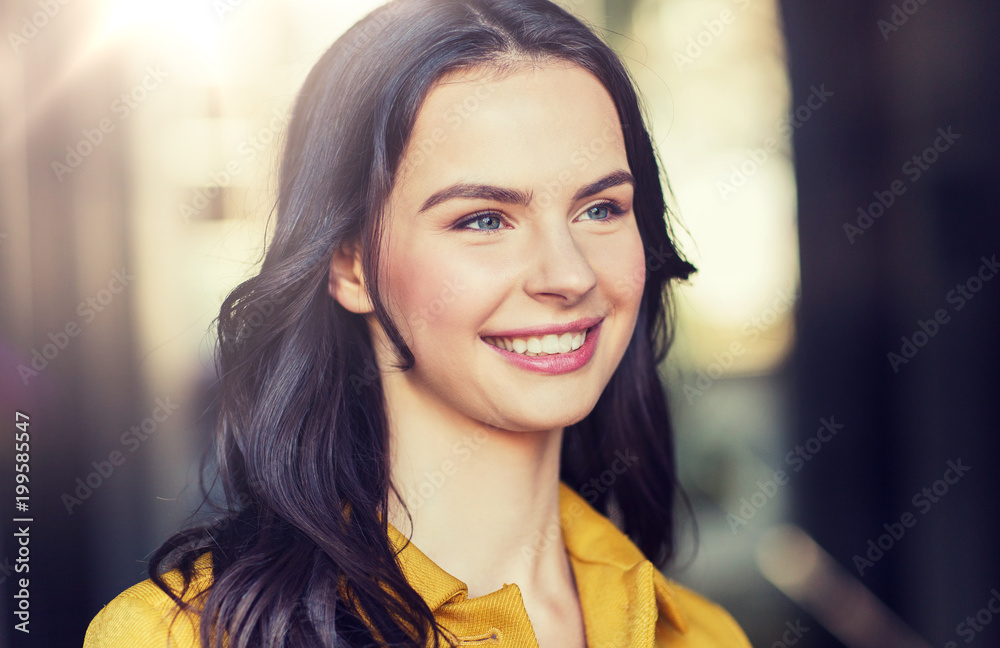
[494,400,598,433]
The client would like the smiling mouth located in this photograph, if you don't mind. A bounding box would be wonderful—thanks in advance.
[481,326,594,357]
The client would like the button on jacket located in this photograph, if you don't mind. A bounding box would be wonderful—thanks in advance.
[84,482,753,647]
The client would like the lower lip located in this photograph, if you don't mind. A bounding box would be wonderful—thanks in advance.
[481,320,602,375]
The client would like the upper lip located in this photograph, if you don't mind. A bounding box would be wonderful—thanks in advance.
[481,316,604,339]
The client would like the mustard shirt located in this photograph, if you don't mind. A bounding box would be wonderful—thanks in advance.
[84,482,753,647]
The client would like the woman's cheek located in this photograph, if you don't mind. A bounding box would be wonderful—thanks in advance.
[385,249,431,335]
[612,267,646,304]
[605,232,647,305]
[391,253,475,336]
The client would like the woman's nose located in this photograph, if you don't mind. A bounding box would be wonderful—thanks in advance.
[522,221,598,303]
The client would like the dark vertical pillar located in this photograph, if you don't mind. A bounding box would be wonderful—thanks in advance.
[780,0,1000,645]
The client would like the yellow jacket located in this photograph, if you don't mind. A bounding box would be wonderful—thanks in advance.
[84,482,753,647]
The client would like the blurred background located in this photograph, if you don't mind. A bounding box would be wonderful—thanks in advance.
[0,0,997,646]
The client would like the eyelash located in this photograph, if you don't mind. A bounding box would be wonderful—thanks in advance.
[455,199,629,234]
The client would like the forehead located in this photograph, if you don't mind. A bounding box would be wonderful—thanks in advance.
[392,61,627,203]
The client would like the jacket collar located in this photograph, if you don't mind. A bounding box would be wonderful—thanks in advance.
[385,481,688,645]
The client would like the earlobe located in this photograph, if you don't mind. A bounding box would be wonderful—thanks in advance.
[328,241,374,314]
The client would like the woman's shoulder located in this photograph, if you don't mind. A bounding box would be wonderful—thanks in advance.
[656,574,754,648]
[83,552,214,648]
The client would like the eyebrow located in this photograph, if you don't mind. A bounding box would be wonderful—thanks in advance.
[571,170,635,202]
[417,169,635,213]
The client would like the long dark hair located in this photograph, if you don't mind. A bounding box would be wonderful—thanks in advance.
[148,0,697,646]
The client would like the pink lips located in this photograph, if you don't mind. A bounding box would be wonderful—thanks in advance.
[481,316,603,339]
[481,319,602,375]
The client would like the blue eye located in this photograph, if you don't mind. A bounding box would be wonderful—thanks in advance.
[459,213,504,231]
[584,204,610,220]
[580,201,626,221]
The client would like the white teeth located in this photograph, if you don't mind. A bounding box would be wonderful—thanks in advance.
[485,328,589,357]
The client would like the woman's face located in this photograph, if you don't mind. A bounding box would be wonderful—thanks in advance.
[370,60,647,432]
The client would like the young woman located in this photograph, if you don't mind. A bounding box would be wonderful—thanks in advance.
[84,0,753,646]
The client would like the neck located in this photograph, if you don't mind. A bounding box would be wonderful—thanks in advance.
[383,375,574,600]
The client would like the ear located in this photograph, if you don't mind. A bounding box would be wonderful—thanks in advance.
[328,240,374,314]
